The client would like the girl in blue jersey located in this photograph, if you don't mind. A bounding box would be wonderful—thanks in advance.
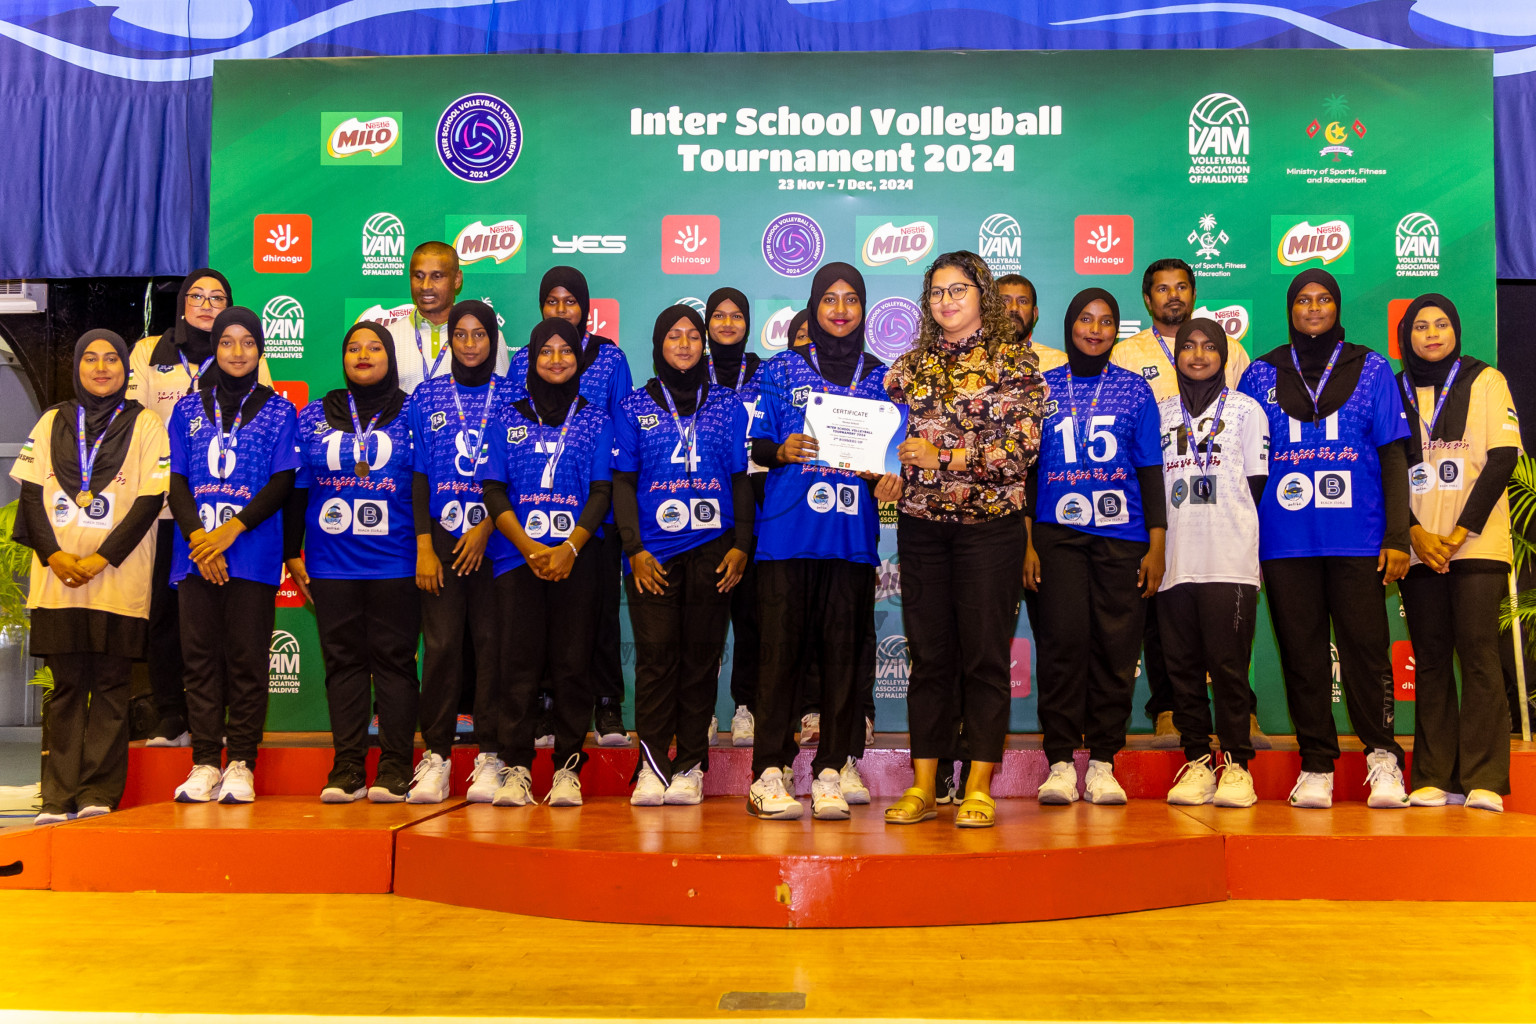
[479,318,613,808]
[1239,269,1411,810]
[748,264,900,821]
[511,267,635,747]
[1025,288,1166,806]
[283,322,418,804]
[613,305,754,807]
[408,299,513,805]
[705,286,765,748]
[166,308,299,804]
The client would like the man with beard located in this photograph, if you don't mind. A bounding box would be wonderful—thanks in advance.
[998,274,1066,371]
[1111,258,1263,751]
[390,241,508,393]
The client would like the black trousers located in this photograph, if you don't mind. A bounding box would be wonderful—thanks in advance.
[310,576,421,772]
[1141,594,1175,719]
[726,554,761,710]
[1399,568,1511,794]
[627,532,734,780]
[589,526,625,705]
[1157,581,1259,765]
[179,574,278,767]
[419,524,500,759]
[754,558,876,777]
[899,512,1024,764]
[1034,524,1148,765]
[497,555,600,771]
[1262,556,1405,773]
[40,652,132,813]
[147,520,185,721]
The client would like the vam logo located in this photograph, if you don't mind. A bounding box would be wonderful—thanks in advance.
[323,113,401,163]
[1272,216,1354,274]
[261,295,304,359]
[361,212,406,278]
[874,634,911,699]
[978,214,1022,274]
[859,217,935,271]
[451,217,526,273]
[269,630,302,694]
[1395,213,1440,278]
[1187,93,1250,184]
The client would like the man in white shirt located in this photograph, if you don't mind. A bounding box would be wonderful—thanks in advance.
[389,241,508,393]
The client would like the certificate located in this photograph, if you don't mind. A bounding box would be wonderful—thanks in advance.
[803,393,907,475]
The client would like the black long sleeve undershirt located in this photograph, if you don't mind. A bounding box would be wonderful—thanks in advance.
[96,494,165,567]
[1458,446,1519,536]
[1136,464,1167,531]
[413,472,432,537]
[167,473,202,538]
[751,437,786,471]
[282,487,308,560]
[730,471,755,554]
[233,470,294,532]
[18,483,59,561]
[1247,475,1267,508]
[1377,440,1410,553]
[611,471,752,558]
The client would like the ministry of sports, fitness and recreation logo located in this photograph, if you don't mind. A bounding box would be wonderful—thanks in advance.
[874,634,911,699]
[1189,214,1228,260]
[865,297,922,362]
[269,630,302,695]
[437,93,522,183]
[762,212,825,277]
[1272,216,1354,274]
[321,113,401,165]
[1306,94,1366,163]
[978,214,1022,275]
[261,295,304,359]
[859,217,935,272]
[1187,92,1250,184]
[447,215,526,274]
[1395,212,1440,278]
[361,212,405,278]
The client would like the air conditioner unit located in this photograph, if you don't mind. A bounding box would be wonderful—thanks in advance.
[0,281,46,313]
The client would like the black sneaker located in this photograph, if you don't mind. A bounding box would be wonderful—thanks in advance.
[145,712,190,748]
[368,760,410,803]
[935,766,957,805]
[534,692,555,748]
[594,698,630,747]
[320,765,367,804]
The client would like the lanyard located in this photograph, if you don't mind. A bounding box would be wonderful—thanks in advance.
[706,352,745,391]
[804,344,864,393]
[212,391,248,473]
[451,377,497,469]
[1064,369,1109,440]
[659,385,702,481]
[178,352,215,395]
[1180,387,1228,476]
[414,313,449,380]
[1401,360,1462,439]
[534,399,582,490]
[74,402,124,506]
[346,392,383,479]
[1289,341,1344,423]
[1150,325,1176,369]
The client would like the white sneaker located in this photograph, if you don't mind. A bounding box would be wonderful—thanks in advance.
[546,754,583,808]
[1288,770,1334,809]
[1213,755,1257,808]
[1085,759,1126,805]
[782,764,796,796]
[75,805,111,819]
[630,764,666,807]
[865,716,876,746]
[218,761,255,804]
[664,766,704,805]
[731,705,754,747]
[1364,750,1408,809]
[407,752,451,804]
[800,712,820,744]
[747,767,803,820]
[174,763,223,803]
[708,715,720,747]
[839,757,870,805]
[811,767,850,820]
[1409,786,1449,807]
[144,731,190,748]
[1466,789,1504,813]
[33,811,70,825]
[465,752,504,804]
[491,765,533,807]
[1166,755,1217,806]
[1037,760,1078,805]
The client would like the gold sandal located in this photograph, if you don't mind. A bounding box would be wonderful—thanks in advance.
[884,787,938,824]
[955,791,997,829]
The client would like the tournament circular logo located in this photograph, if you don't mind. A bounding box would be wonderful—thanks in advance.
[437,93,523,183]
[866,297,922,362]
[761,212,825,278]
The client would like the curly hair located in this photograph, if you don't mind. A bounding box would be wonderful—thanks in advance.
[912,250,1017,359]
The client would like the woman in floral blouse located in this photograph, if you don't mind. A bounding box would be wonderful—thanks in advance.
[883,250,1049,828]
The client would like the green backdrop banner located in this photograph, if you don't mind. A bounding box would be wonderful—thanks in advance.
[210,49,1495,736]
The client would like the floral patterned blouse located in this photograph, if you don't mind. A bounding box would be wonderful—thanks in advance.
[885,329,1050,524]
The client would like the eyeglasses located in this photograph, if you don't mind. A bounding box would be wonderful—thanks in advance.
[927,283,977,303]
[186,293,228,308]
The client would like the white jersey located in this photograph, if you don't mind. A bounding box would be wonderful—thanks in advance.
[388,310,509,394]
[1157,388,1269,589]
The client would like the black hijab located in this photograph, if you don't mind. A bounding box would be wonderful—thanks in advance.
[1173,317,1229,416]
[539,266,612,371]
[648,305,709,415]
[804,262,877,387]
[1063,288,1118,377]
[48,329,144,499]
[519,318,586,426]
[204,307,272,422]
[787,308,811,350]
[149,268,232,369]
[1396,293,1487,449]
[322,321,405,432]
[704,287,758,390]
[1260,269,1368,422]
[447,300,498,388]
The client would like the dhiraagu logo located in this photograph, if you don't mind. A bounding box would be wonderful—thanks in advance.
[320,112,402,165]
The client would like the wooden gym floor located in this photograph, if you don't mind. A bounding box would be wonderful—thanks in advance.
[0,891,1532,1021]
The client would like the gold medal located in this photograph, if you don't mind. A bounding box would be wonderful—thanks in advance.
[76,490,92,508]
[355,461,369,479]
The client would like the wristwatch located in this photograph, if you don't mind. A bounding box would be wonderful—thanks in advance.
[937,447,954,469]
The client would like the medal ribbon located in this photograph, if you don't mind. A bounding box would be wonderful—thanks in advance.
[659,385,703,482]
[1401,359,1462,440]
[1064,368,1109,444]
[76,402,124,495]
[451,377,497,471]
[707,352,746,391]
[177,352,215,395]
[1180,386,1228,477]
[1289,341,1344,423]
[535,398,582,491]
[346,391,383,469]
[804,343,864,394]
[212,391,248,469]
